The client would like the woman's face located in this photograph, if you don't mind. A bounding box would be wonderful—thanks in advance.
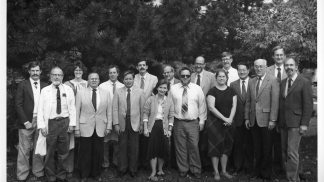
[157,83,168,96]
[74,66,83,78]
[216,72,227,86]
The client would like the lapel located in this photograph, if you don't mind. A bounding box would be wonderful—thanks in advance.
[144,73,151,92]
[121,87,127,111]
[234,81,243,103]
[40,81,47,90]
[131,88,136,109]
[256,74,269,99]
[286,75,300,97]
[26,79,34,101]
[251,77,257,99]
[97,88,104,113]
[45,86,53,116]
[85,87,96,112]
[281,79,287,98]
[270,65,276,76]
[200,71,207,90]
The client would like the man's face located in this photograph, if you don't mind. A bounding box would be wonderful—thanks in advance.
[237,65,249,80]
[194,57,205,73]
[123,74,134,88]
[137,61,148,74]
[163,66,174,81]
[284,59,298,77]
[222,56,233,69]
[29,66,42,81]
[88,73,100,88]
[254,60,266,77]
[109,67,119,82]
[180,70,191,86]
[273,49,286,65]
[50,68,64,86]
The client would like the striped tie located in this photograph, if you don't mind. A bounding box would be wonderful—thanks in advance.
[181,87,188,117]
[140,77,144,90]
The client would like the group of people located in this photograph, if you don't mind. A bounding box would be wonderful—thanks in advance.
[15,46,313,182]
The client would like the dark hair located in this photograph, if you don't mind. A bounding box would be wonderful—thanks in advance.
[123,70,135,79]
[284,57,299,66]
[179,67,192,76]
[153,79,169,96]
[87,72,100,80]
[215,68,228,81]
[73,60,87,76]
[237,62,250,70]
[28,61,42,70]
[137,60,147,65]
[108,65,120,74]
[272,46,285,55]
[221,52,233,58]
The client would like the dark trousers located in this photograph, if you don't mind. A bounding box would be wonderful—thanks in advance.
[198,129,212,170]
[169,131,177,168]
[273,131,283,171]
[251,122,275,179]
[45,118,69,181]
[233,124,254,170]
[118,117,139,172]
[79,130,104,178]
[139,133,149,168]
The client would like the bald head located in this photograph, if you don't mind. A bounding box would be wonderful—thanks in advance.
[194,56,206,73]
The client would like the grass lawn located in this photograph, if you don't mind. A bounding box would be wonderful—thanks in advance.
[7,135,317,182]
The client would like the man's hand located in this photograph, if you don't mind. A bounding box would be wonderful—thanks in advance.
[144,128,149,137]
[104,129,111,136]
[115,125,121,135]
[245,120,250,129]
[268,121,276,130]
[75,130,80,137]
[40,127,48,137]
[299,125,307,135]
[139,125,144,134]
[32,121,37,129]
[167,131,172,137]
[25,122,33,130]
[67,126,74,133]
[199,124,204,131]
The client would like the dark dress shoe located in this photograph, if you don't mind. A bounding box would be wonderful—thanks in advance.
[57,179,69,182]
[117,171,127,178]
[179,172,187,177]
[79,178,87,182]
[249,174,261,180]
[193,173,201,179]
[102,167,109,173]
[233,167,243,175]
[299,173,307,180]
[244,168,252,175]
[130,172,138,178]
[93,177,103,181]
[17,180,26,182]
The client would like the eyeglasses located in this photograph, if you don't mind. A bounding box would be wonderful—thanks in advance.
[163,71,173,75]
[254,65,265,70]
[222,58,231,61]
[90,78,99,81]
[51,74,63,77]
[195,63,205,66]
[181,75,190,78]
[74,69,83,72]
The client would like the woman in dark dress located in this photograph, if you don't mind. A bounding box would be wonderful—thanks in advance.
[143,79,174,181]
[206,69,237,181]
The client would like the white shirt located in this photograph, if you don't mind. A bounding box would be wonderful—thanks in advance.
[49,84,69,119]
[169,77,175,86]
[169,83,207,125]
[194,70,204,84]
[90,87,100,110]
[125,87,133,98]
[224,67,239,86]
[285,73,298,97]
[255,73,266,93]
[274,64,284,80]
[30,78,41,116]
[99,80,125,99]
[155,96,166,120]
[240,77,249,94]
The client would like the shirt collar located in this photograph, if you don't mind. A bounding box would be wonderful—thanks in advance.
[169,77,174,84]
[289,73,298,81]
[108,79,118,85]
[126,86,133,91]
[197,69,205,76]
[52,83,63,89]
[275,64,284,70]
[258,73,266,80]
[90,87,99,91]
[30,77,40,85]
[181,83,190,89]
[240,77,249,83]
[140,73,147,80]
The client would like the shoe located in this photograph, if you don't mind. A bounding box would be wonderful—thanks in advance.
[29,176,45,182]
[262,177,271,182]
[179,172,187,177]
[156,172,165,177]
[57,179,69,182]
[299,173,307,180]
[117,171,127,178]
[193,173,201,179]
[233,167,243,175]
[148,175,158,181]
[93,177,103,182]
[244,168,252,175]
[220,172,234,179]
[249,174,261,180]
[130,172,138,178]
[214,173,221,181]
[17,180,26,182]
[102,167,109,173]
[79,178,87,182]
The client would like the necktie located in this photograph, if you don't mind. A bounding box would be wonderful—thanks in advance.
[288,78,292,90]
[196,74,201,86]
[56,86,61,114]
[242,80,246,102]
[113,83,116,94]
[181,86,188,117]
[127,89,131,116]
[92,88,97,112]
[277,68,281,80]
[34,82,38,89]
[256,77,261,96]
[167,82,171,90]
[140,77,144,90]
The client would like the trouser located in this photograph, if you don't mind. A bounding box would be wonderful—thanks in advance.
[273,131,283,171]
[281,127,302,182]
[102,141,119,168]
[198,128,212,170]
[251,122,274,179]
[79,130,104,178]
[65,132,74,173]
[174,119,201,174]
[117,117,139,172]
[233,124,254,170]
[139,133,149,169]
[169,131,177,168]
[17,116,44,180]
[45,117,69,181]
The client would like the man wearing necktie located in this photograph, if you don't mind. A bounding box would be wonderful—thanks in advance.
[230,62,254,176]
[169,67,207,179]
[99,65,125,171]
[113,70,145,178]
[15,61,48,181]
[278,58,313,182]
[74,73,112,182]
[221,52,239,86]
[245,59,280,181]
[36,67,76,182]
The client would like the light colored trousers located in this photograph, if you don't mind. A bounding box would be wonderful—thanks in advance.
[17,117,44,180]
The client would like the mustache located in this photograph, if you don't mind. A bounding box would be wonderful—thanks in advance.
[286,68,294,72]
[140,68,145,70]
[32,74,39,76]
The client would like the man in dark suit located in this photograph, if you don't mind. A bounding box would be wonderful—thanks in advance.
[245,59,280,181]
[15,61,47,181]
[113,70,145,178]
[278,58,313,182]
[230,62,254,175]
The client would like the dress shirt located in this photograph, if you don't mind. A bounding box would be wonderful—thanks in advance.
[169,77,175,86]
[49,84,69,119]
[285,73,298,97]
[274,64,284,80]
[99,80,124,99]
[90,87,100,110]
[224,67,239,86]
[240,77,249,94]
[194,70,204,84]
[169,83,207,125]
[155,96,166,120]
[125,87,133,97]
[30,77,41,117]
[255,73,266,92]
[140,73,147,85]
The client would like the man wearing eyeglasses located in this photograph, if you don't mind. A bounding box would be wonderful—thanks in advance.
[169,67,207,179]
[35,67,76,182]
[163,64,180,90]
[221,52,239,86]
[244,59,280,181]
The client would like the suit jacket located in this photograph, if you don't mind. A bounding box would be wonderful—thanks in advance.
[230,78,249,127]
[75,87,112,137]
[191,70,217,96]
[143,95,174,134]
[278,75,313,128]
[266,65,287,81]
[15,79,47,129]
[245,74,280,127]
[134,73,158,100]
[112,86,145,132]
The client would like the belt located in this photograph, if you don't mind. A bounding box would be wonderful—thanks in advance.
[175,117,196,122]
[49,117,68,121]
[126,115,130,118]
